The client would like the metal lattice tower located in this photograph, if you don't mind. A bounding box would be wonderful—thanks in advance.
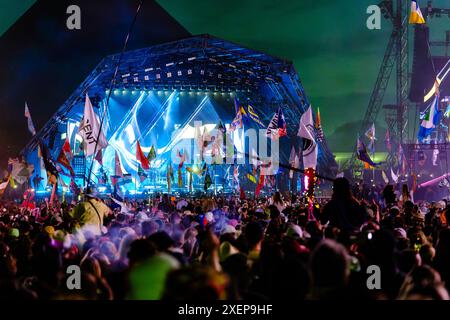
[349,0,409,171]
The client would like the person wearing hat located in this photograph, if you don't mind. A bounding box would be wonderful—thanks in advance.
[70,187,112,235]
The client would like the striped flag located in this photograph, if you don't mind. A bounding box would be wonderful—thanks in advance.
[315,108,324,142]
[266,107,287,139]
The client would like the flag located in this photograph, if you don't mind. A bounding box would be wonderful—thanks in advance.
[24,102,36,136]
[356,138,380,167]
[147,145,156,162]
[8,158,19,173]
[288,146,299,179]
[365,123,376,154]
[115,151,123,177]
[9,176,16,189]
[229,109,243,131]
[40,142,59,185]
[242,105,265,127]
[177,149,186,169]
[255,174,265,197]
[70,178,80,195]
[62,138,73,161]
[409,1,426,24]
[136,141,150,170]
[78,93,108,156]
[297,105,318,170]
[247,172,257,184]
[117,173,132,186]
[0,179,10,196]
[315,108,324,142]
[418,95,441,142]
[10,160,34,185]
[385,128,392,152]
[204,170,212,191]
[233,96,240,114]
[391,168,399,184]
[57,148,75,177]
[266,107,287,139]
[94,149,103,166]
[399,144,408,176]
[111,151,123,186]
[382,170,389,184]
[138,165,147,182]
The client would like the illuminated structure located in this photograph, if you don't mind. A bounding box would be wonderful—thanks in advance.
[22,35,337,195]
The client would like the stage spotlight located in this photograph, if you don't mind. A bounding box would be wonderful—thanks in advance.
[114,89,119,95]
[122,90,127,95]
[131,90,136,95]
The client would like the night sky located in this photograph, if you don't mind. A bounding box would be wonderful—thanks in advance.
[0,0,448,159]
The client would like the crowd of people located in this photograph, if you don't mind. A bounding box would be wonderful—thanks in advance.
[0,177,449,300]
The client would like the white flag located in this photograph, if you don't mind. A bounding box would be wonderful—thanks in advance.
[297,105,318,170]
[288,146,299,179]
[78,94,108,156]
[391,168,398,184]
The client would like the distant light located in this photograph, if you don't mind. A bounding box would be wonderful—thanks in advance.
[197,92,201,95]
[131,90,136,95]
[122,90,127,95]
[114,90,119,95]
[430,174,434,177]
[105,90,110,95]
[158,91,162,95]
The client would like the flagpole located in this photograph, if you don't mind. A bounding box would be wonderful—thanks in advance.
[86,1,143,189]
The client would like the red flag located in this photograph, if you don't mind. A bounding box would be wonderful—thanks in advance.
[255,174,265,197]
[57,148,75,177]
[62,138,73,160]
[136,141,150,170]
[95,149,103,166]
[239,186,246,200]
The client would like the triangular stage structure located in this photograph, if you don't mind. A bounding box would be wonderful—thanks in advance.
[22,35,337,192]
